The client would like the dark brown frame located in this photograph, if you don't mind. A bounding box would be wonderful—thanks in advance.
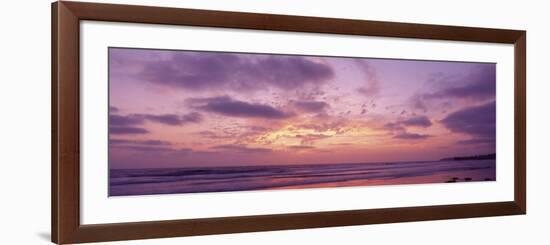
[52,1,526,244]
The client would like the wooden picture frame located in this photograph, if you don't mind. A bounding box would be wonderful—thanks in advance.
[52,1,526,244]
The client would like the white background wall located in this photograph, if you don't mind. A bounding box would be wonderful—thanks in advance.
[0,0,548,244]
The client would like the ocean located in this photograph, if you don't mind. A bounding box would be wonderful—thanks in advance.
[109,159,496,196]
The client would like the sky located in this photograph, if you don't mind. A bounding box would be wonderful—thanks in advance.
[108,47,496,169]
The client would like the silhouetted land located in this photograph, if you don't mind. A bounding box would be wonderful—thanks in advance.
[440,153,496,161]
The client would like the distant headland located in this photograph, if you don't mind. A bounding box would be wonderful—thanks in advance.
[440,153,496,161]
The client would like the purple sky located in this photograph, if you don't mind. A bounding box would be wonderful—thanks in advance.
[109,48,496,169]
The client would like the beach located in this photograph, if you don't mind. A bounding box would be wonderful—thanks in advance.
[109,159,496,196]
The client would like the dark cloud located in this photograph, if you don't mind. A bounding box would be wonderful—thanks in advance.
[110,139,172,146]
[125,50,334,91]
[409,66,495,112]
[109,106,119,113]
[399,116,432,127]
[197,130,232,140]
[210,144,272,153]
[410,94,428,112]
[292,100,329,113]
[112,145,173,152]
[383,122,405,131]
[441,100,496,145]
[440,100,495,138]
[109,114,145,127]
[456,138,495,145]
[384,116,432,130]
[141,112,203,126]
[181,112,203,123]
[384,116,432,140]
[111,144,192,154]
[141,114,183,125]
[109,112,203,126]
[188,96,293,119]
[354,60,380,96]
[393,132,431,140]
[425,66,496,101]
[109,126,149,135]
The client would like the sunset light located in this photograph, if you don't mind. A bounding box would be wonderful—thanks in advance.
[108,47,496,196]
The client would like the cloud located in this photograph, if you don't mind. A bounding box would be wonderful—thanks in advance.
[111,144,192,154]
[109,112,203,126]
[410,94,428,112]
[295,120,349,134]
[354,60,381,96]
[112,48,335,91]
[292,100,329,113]
[399,116,432,127]
[112,145,173,152]
[140,112,203,126]
[425,66,496,101]
[188,96,293,119]
[295,133,331,145]
[210,144,272,153]
[109,106,119,113]
[383,116,432,140]
[110,139,172,146]
[197,130,232,140]
[409,65,495,112]
[198,126,273,147]
[141,114,182,125]
[384,116,432,130]
[393,132,432,140]
[109,114,145,126]
[109,126,149,135]
[383,122,405,131]
[456,138,495,145]
[440,100,495,139]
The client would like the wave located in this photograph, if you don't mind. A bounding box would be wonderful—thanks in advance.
[109,159,496,196]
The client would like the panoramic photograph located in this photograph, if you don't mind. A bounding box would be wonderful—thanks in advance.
[108,47,496,196]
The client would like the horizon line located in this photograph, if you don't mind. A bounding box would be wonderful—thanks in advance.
[109,153,496,170]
